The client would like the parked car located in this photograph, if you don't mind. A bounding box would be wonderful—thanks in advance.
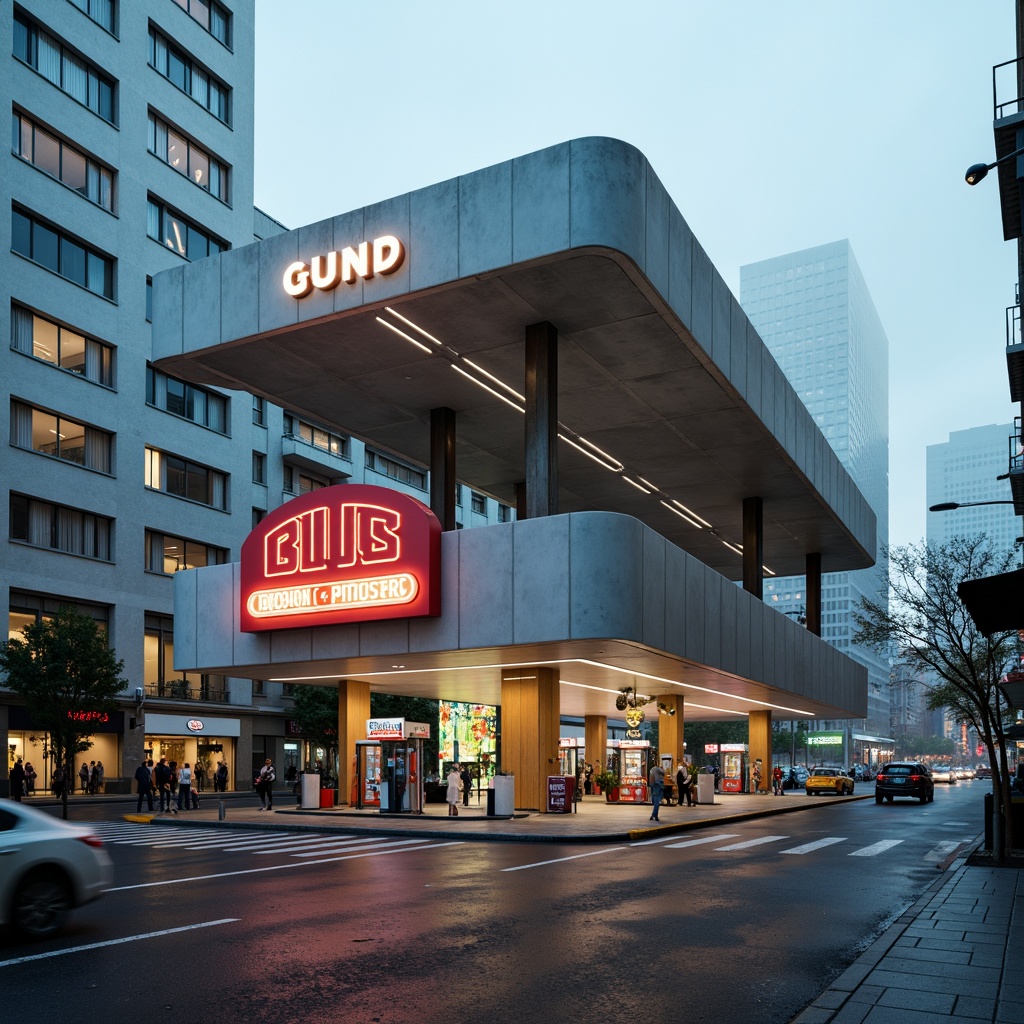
[930,765,956,784]
[0,802,112,938]
[805,767,855,796]
[781,766,809,790]
[875,761,935,804]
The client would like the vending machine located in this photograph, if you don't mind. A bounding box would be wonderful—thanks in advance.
[616,740,650,802]
[720,744,747,793]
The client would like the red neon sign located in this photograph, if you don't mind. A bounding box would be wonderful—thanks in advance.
[240,484,441,632]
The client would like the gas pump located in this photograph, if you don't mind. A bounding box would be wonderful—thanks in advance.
[365,718,431,814]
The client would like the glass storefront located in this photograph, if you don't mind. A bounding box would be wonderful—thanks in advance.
[6,729,120,794]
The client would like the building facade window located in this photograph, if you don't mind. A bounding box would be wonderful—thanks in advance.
[144,529,226,574]
[146,366,227,432]
[147,27,230,125]
[497,503,511,523]
[147,197,227,261]
[144,612,225,699]
[147,112,228,202]
[471,491,486,515]
[252,507,265,528]
[11,400,113,473]
[11,304,114,387]
[10,592,109,640]
[144,446,227,509]
[11,207,114,299]
[252,395,265,426]
[13,111,114,212]
[365,448,426,489]
[252,451,265,484]
[68,0,116,33]
[283,467,326,495]
[146,277,152,321]
[283,414,349,457]
[10,492,113,560]
[170,0,232,48]
[13,12,115,123]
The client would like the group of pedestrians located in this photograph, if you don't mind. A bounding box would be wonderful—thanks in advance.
[648,761,696,821]
[7,758,37,800]
[78,760,105,793]
[134,756,213,813]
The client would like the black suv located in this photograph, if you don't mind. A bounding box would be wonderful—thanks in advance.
[875,762,934,804]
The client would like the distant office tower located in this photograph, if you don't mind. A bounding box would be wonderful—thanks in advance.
[927,424,1020,558]
[740,240,891,755]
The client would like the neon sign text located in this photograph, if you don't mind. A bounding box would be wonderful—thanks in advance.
[283,235,405,298]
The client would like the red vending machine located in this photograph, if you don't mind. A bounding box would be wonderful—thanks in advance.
[720,744,747,793]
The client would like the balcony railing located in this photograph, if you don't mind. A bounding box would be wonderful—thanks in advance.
[993,58,1024,120]
[145,681,230,704]
[1010,417,1024,517]
[1009,305,1024,404]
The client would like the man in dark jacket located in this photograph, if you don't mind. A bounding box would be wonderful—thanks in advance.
[135,758,154,812]
[10,758,26,801]
[153,757,172,812]
[460,765,472,808]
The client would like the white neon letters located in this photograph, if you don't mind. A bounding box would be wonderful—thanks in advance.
[283,235,405,298]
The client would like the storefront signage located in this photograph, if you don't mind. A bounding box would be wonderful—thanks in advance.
[807,731,844,746]
[720,743,746,752]
[187,719,204,732]
[241,484,441,632]
[283,235,405,298]
[366,718,431,741]
[68,710,109,723]
[704,743,720,754]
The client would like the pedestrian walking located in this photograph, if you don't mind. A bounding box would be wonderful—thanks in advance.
[648,761,665,821]
[177,762,192,811]
[445,766,462,816]
[256,758,276,809]
[460,764,472,807]
[135,758,154,812]
[9,758,25,801]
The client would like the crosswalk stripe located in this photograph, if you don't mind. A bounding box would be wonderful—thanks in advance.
[290,838,431,858]
[716,835,789,851]
[925,841,961,863]
[780,837,847,855]
[849,839,903,857]
[253,837,383,855]
[663,834,740,849]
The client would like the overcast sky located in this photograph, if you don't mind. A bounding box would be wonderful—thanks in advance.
[252,1,1019,549]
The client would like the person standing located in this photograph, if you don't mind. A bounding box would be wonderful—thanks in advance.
[94,760,105,793]
[215,761,228,793]
[460,764,472,808]
[154,757,171,812]
[445,765,462,816]
[135,758,154,812]
[52,765,65,800]
[78,762,89,794]
[648,761,665,821]
[676,762,693,807]
[772,765,784,796]
[24,762,36,795]
[256,758,276,810]
[9,758,25,801]
[176,762,192,811]
[584,762,594,795]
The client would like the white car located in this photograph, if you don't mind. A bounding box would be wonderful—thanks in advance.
[930,765,957,784]
[0,802,112,938]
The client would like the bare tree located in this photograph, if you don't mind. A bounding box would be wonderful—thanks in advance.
[853,537,1019,862]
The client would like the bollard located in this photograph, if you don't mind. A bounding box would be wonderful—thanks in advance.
[218,800,226,820]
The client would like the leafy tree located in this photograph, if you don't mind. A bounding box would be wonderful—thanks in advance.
[0,607,126,819]
[290,685,340,785]
[369,694,440,768]
[682,720,748,766]
[853,537,1019,861]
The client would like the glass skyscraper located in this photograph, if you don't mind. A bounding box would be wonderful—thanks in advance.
[740,240,891,754]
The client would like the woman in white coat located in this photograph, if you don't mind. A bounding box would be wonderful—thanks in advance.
[446,767,462,816]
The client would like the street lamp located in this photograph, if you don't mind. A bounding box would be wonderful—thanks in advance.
[929,500,1014,511]
[965,144,1024,185]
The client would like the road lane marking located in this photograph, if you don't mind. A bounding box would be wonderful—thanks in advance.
[502,847,624,872]
[630,836,686,846]
[0,918,238,967]
[780,837,847,855]
[715,835,789,851]
[849,839,903,857]
[106,841,465,890]
[663,834,740,849]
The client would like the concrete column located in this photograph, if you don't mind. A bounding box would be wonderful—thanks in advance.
[430,407,457,532]
[748,709,772,794]
[805,552,822,636]
[500,666,560,811]
[743,496,763,598]
[336,679,370,805]
[653,694,685,769]
[524,322,558,519]
[584,714,607,785]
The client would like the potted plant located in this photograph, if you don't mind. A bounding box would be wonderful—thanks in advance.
[595,770,620,802]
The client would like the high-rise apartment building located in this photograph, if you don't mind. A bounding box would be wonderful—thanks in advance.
[740,240,892,761]
[927,423,1021,558]
[1,2,512,795]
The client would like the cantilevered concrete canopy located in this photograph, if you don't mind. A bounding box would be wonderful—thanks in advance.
[153,137,875,581]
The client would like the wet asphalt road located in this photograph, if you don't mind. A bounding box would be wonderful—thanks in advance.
[0,783,983,1024]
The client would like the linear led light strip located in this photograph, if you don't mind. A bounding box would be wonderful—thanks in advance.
[376,309,761,557]
[559,680,746,717]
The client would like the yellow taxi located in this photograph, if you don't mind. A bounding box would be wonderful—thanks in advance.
[804,767,855,796]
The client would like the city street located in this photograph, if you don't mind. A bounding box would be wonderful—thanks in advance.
[0,783,984,1023]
